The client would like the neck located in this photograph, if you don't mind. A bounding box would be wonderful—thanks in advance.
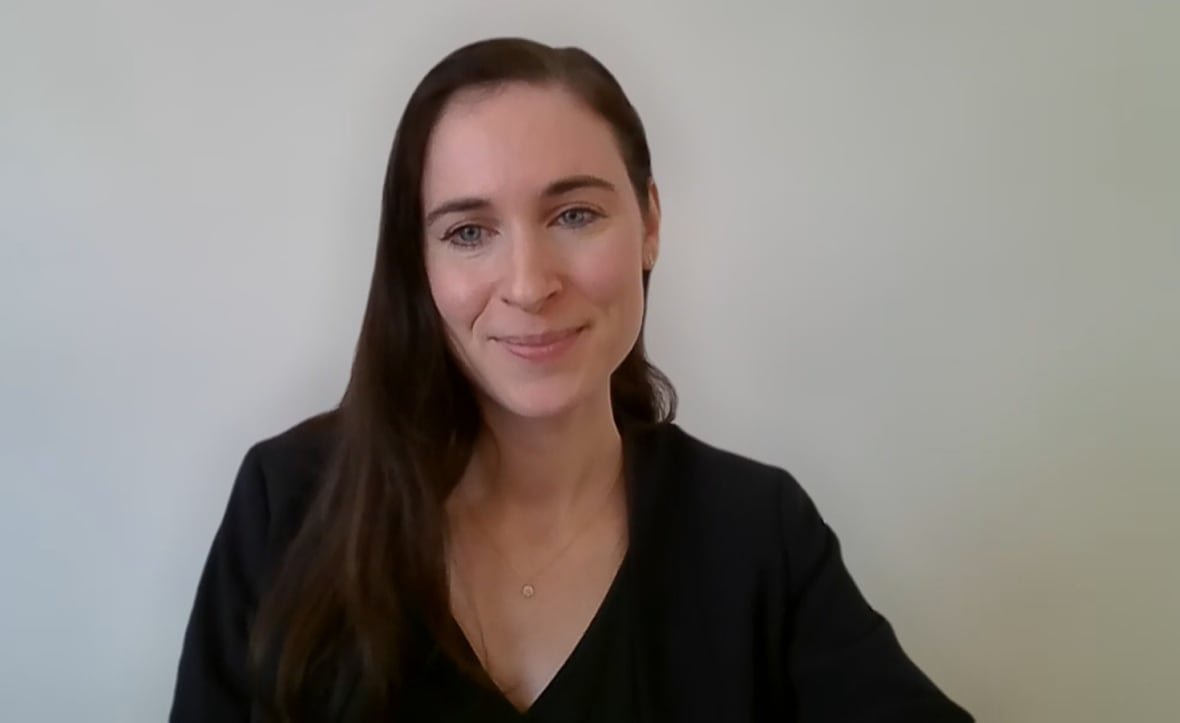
[459,388,623,522]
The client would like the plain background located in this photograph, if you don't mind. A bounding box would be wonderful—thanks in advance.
[2,1,1177,721]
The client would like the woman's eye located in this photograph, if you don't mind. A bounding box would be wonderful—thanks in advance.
[556,207,599,229]
[445,224,486,247]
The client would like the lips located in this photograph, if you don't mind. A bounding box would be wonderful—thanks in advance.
[493,324,587,361]
[494,326,585,346]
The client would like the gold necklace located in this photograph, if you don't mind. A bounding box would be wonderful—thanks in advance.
[461,464,624,599]
[450,526,629,679]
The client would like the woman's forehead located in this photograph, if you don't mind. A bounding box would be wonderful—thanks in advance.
[421,83,628,206]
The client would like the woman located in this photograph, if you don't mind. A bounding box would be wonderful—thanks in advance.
[170,37,972,722]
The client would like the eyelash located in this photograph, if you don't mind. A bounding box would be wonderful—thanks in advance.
[440,206,604,248]
[554,206,602,229]
[442,224,490,248]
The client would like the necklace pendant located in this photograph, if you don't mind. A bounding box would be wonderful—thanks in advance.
[521,583,536,599]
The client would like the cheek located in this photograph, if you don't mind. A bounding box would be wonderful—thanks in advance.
[426,261,490,335]
[576,241,645,329]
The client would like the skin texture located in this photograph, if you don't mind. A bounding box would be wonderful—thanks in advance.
[421,81,660,711]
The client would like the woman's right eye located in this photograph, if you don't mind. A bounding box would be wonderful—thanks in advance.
[443,224,487,247]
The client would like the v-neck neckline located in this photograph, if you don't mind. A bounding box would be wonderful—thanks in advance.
[418,422,660,719]
[451,542,633,718]
[393,423,666,721]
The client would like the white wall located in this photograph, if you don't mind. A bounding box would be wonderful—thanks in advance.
[2,1,1176,721]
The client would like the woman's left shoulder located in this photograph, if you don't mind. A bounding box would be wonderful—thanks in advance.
[635,422,797,492]
[628,422,810,541]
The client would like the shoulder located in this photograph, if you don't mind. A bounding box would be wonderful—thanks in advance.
[249,410,338,491]
[236,409,339,540]
[633,421,799,508]
[629,422,816,560]
[650,423,782,475]
[171,411,340,718]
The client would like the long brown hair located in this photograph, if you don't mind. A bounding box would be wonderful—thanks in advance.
[250,37,676,720]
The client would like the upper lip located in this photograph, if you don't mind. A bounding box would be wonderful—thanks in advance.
[494,325,585,346]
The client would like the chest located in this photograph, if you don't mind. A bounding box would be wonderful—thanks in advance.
[447,518,628,711]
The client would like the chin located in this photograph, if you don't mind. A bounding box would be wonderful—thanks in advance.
[484,378,595,421]
[497,392,583,421]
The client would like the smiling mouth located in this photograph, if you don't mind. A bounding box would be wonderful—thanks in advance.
[493,325,587,346]
[492,324,588,361]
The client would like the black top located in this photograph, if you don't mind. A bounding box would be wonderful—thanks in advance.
[395,551,637,721]
[170,413,973,722]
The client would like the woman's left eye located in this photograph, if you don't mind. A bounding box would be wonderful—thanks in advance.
[555,207,600,229]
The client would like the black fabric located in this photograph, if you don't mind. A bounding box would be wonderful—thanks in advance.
[170,412,973,722]
[393,549,637,721]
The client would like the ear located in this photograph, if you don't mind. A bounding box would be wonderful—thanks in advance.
[642,179,661,270]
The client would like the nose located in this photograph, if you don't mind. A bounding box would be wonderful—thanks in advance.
[501,229,561,312]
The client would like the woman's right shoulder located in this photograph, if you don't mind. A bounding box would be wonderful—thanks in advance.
[171,410,340,720]
[236,409,340,538]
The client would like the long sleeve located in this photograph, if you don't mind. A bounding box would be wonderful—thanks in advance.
[776,471,973,722]
[169,445,272,723]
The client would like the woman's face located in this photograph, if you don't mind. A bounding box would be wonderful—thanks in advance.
[421,82,659,421]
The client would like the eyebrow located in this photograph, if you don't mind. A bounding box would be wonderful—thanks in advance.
[423,174,617,228]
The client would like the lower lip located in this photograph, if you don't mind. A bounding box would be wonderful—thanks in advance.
[498,327,585,362]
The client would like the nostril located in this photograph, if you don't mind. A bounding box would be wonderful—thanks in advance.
[502,283,561,312]
[503,275,561,310]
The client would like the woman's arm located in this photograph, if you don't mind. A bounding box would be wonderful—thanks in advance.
[169,445,271,723]
[775,471,973,722]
